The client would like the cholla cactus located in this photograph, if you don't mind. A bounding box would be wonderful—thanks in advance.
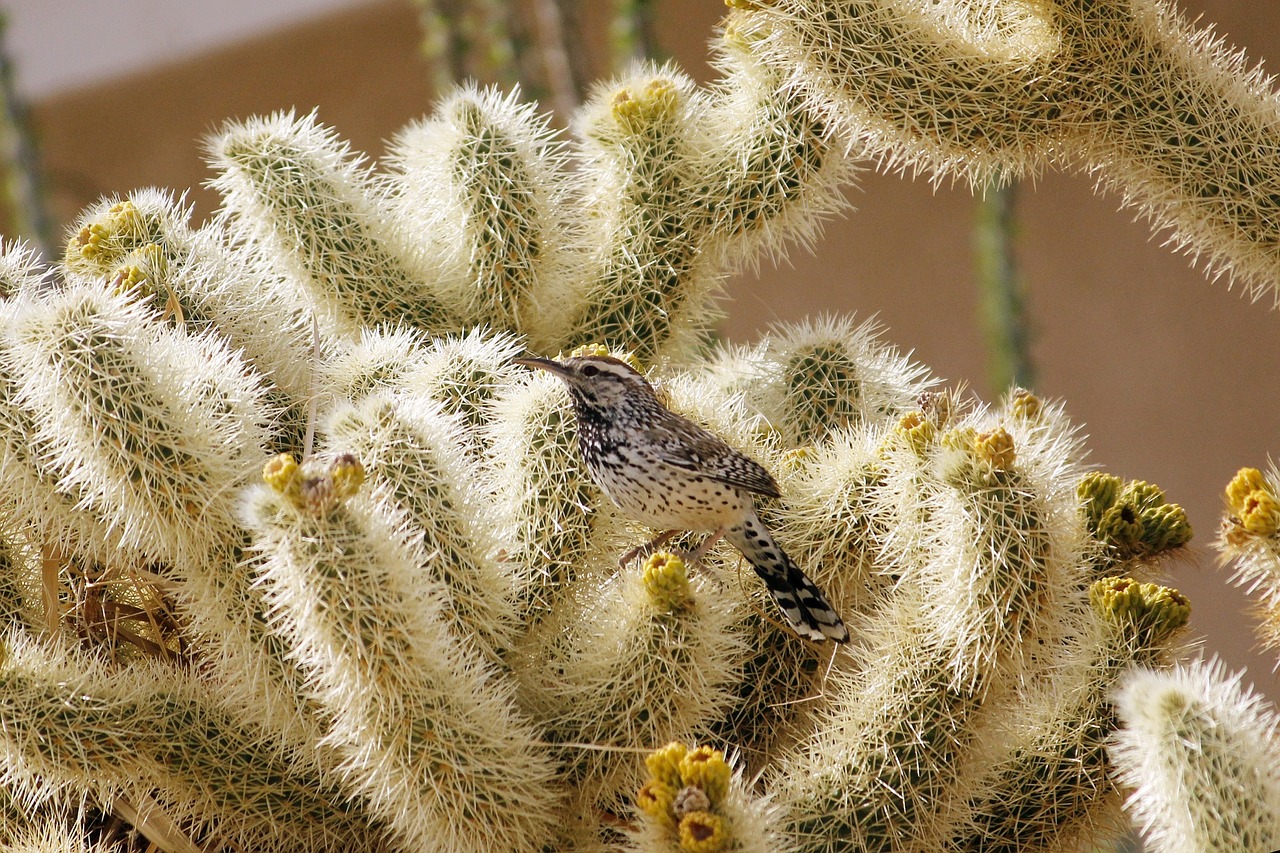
[1217,465,1280,652]
[1110,659,1280,853]
[512,552,747,845]
[950,576,1191,853]
[1109,467,1280,851]
[241,453,561,851]
[731,0,1280,294]
[629,741,790,853]
[769,400,1090,853]
[1118,464,1280,851]
[3,3,1278,851]
[0,628,385,851]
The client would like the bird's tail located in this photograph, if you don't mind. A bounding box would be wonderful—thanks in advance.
[725,512,849,643]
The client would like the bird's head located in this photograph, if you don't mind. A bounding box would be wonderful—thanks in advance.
[513,354,657,410]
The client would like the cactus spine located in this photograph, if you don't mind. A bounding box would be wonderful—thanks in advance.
[0,630,384,851]
[209,110,461,336]
[321,391,519,661]
[773,405,1082,852]
[950,577,1192,852]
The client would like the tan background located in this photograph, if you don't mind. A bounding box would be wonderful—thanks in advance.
[16,0,1280,698]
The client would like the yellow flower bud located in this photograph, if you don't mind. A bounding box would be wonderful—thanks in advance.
[895,410,935,455]
[329,453,366,502]
[646,741,689,790]
[612,78,679,133]
[637,779,677,829]
[678,810,727,853]
[1226,467,1270,515]
[643,551,693,611]
[1120,480,1166,510]
[974,427,1016,471]
[678,745,731,806]
[1078,472,1123,530]
[1140,502,1193,552]
[941,426,977,453]
[1240,489,1280,537]
[1097,502,1144,552]
[263,453,300,496]
[1009,387,1042,420]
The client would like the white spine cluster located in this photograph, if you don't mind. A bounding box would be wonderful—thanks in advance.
[1111,660,1280,853]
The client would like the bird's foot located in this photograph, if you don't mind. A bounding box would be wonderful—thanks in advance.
[619,529,728,590]
[618,530,679,569]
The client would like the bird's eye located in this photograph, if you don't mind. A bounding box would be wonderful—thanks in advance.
[581,365,600,377]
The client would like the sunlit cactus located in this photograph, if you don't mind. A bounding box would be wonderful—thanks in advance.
[950,576,1192,853]
[3,282,269,566]
[733,0,1280,296]
[560,67,722,363]
[706,315,932,448]
[62,190,315,402]
[321,391,519,661]
[6,820,119,853]
[242,453,562,852]
[406,328,527,441]
[0,629,385,852]
[512,552,747,845]
[1110,659,1280,853]
[695,22,855,274]
[1217,465,1280,654]
[208,110,463,336]
[0,249,127,571]
[486,363,602,617]
[771,402,1086,853]
[5,3,1280,849]
[386,86,573,350]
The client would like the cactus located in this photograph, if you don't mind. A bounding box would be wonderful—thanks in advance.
[1217,465,1280,653]
[770,402,1084,853]
[63,190,317,410]
[512,552,747,844]
[0,628,386,851]
[732,0,1280,295]
[949,576,1191,853]
[321,391,520,661]
[1110,659,1280,853]
[6,3,1280,849]
[1078,472,1193,576]
[629,741,789,853]
[385,87,573,350]
[208,110,463,337]
[242,453,561,852]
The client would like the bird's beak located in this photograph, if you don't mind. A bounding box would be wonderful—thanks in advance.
[512,356,571,379]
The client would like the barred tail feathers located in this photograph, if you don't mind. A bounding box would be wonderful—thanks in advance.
[727,512,849,643]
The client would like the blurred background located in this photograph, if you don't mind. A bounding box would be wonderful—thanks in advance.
[2,0,1278,705]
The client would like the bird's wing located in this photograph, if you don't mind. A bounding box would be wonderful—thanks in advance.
[643,419,782,499]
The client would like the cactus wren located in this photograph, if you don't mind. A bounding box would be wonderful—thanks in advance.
[514,354,849,643]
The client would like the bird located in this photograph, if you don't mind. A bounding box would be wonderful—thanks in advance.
[513,353,849,643]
